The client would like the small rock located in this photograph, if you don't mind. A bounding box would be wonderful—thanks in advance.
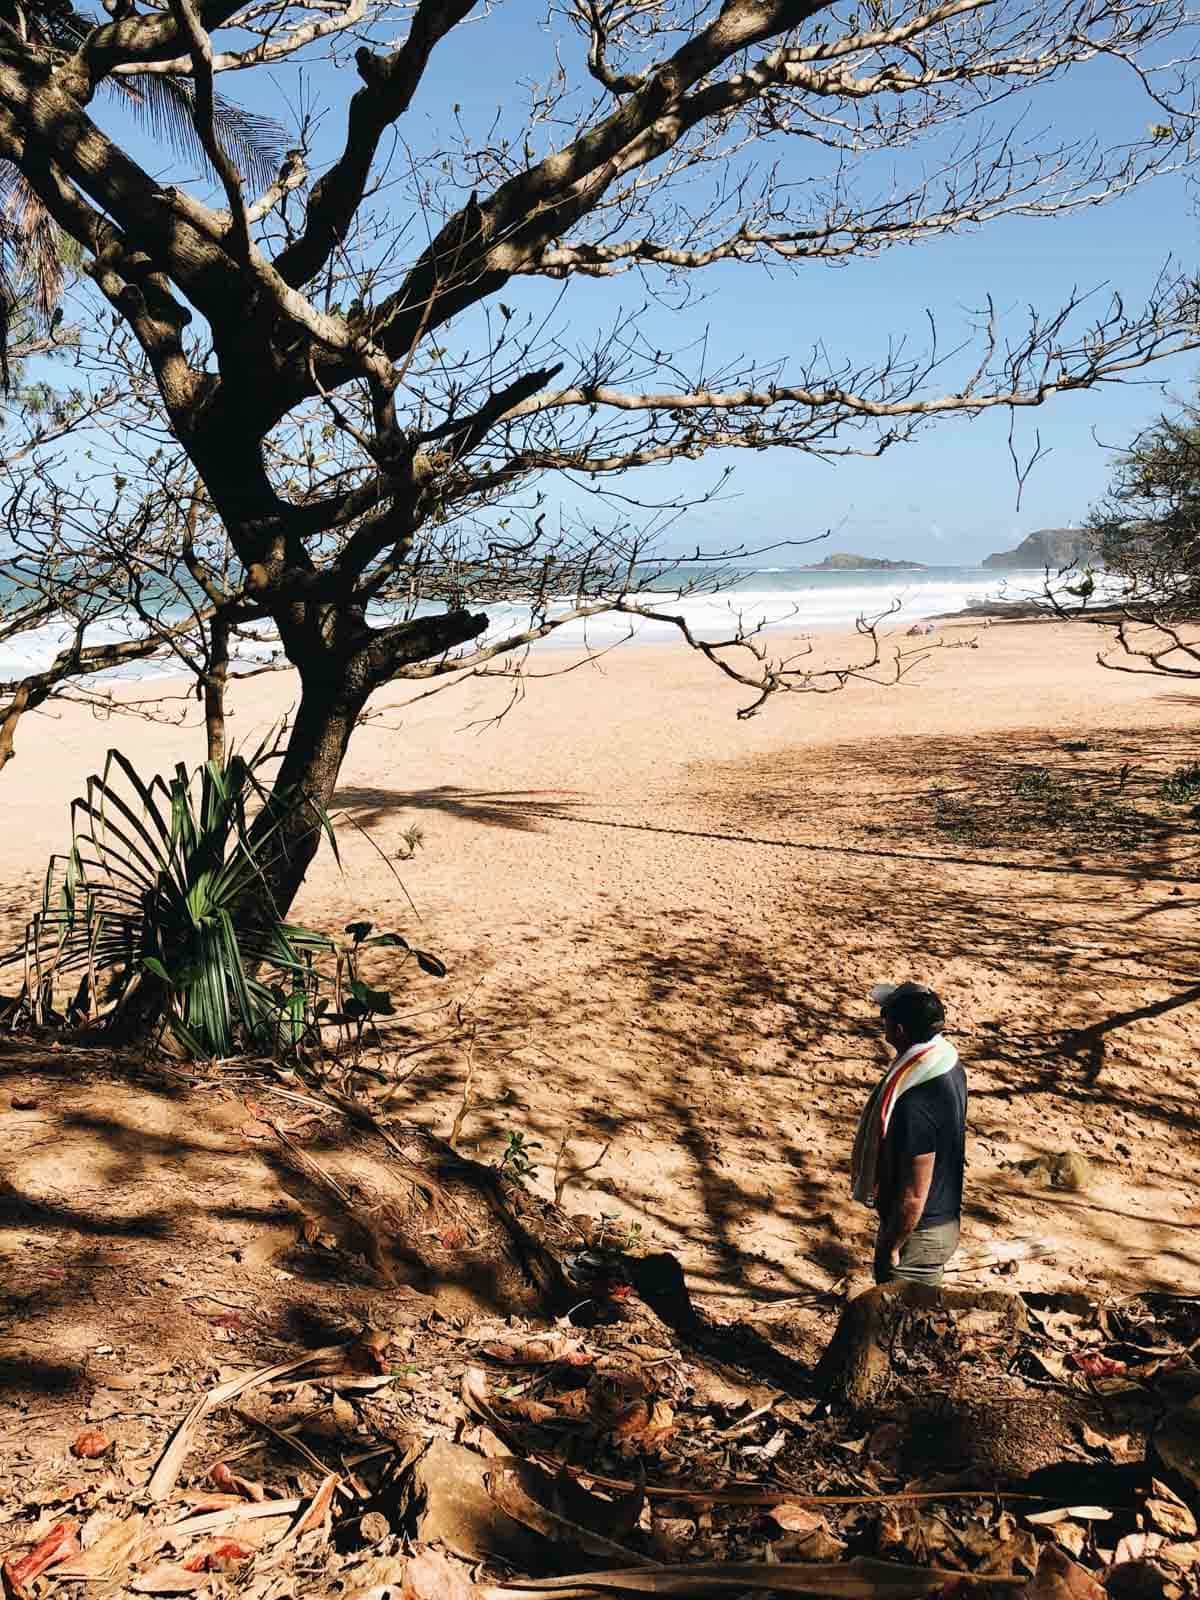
[11,1095,39,1110]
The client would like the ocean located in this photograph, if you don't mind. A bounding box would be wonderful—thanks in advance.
[0,564,1050,682]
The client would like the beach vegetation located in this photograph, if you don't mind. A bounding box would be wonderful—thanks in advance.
[3,736,443,1058]
[1160,761,1200,804]
[497,1129,542,1187]
[1087,392,1200,681]
[932,761,1173,851]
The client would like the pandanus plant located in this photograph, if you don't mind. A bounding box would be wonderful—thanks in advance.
[6,736,445,1058]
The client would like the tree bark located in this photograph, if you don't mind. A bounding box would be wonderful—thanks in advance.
[203,615,229,767]
[251,671,365,922]
[238,603,487,930]
[813,1282,1028,1411]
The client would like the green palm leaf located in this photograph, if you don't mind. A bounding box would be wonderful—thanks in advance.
[2,730,436,1058]
[0,0,290,376]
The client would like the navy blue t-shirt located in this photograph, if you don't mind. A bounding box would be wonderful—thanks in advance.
[878,1062,967,1228]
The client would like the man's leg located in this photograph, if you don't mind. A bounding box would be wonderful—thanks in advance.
[877,1220,960,1287]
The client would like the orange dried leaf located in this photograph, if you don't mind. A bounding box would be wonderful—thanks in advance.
[506,1398,559,1424]
[2,1521,81,1600]
[209,1463,266,1503]
[182,1539,255,1572]
[70,1430,111,1460]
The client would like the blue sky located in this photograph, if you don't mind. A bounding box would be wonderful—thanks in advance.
[91,3,1198,566]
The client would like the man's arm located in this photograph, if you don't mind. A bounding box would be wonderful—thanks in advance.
[878,1151,935,1268]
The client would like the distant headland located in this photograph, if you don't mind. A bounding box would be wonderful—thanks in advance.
[799,551,927,571]
[982,528,1096,569]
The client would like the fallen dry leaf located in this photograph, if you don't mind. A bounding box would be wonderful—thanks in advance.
[780,1526,848,1563]
[460,1425,510,1459]
[402,1548,477,1600]
[484,1464,651,1568]
[769,1506,826,1536]
[56,1513,145,1581]
[130,1562,210,1594]
[70,1430,111,1460]
[1027,1507,1112,1526]
[507,1398,560,1425]
[1022,1543,1105,1600]
[1160,1539,1200,1568]
[1029,1349,1072,1383]
[1113,1533,1164,1566]
[649,1518,695,1561]
[275,1472,340,1550]
[1146,1482,1197,1540]
[210,1462,267,1503]
[340,1553,408,1600]
[978,1533,1039,1576]
[588,1371,654,1435]
[1,1520,80,1600]
[1054,1524,1088,1561]
[182,1539,256,1572]
[147,1341,351,1502]
[550,1465,644,1540]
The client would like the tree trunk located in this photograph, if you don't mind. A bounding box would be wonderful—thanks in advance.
[250,674,365,924]
[814,1282,1028,1411]
[203,616,229,767]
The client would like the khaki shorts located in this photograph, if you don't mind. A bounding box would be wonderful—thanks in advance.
[875,1219,960,1286]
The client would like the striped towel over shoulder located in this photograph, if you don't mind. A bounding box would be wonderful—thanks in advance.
[850,1034,958,1205]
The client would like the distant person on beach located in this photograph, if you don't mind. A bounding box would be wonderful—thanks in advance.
[849,982,967,1286]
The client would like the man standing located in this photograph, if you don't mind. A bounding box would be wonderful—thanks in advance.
[850,982,967,1286]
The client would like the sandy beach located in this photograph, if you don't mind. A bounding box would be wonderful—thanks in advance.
[2,615,1198,1329]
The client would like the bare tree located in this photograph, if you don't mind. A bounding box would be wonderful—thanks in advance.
[0,319,182,770]
[0,0,1196,918]
[0,404,294,768]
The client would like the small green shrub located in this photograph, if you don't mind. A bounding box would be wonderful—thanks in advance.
[497,1129,541,1186]
[1161,762,1200,804]
[1012,767,1062,801]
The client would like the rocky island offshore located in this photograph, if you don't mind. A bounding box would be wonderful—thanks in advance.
[800,551,928,570]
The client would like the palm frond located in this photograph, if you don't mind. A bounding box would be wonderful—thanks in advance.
[0,164,69,384]
[2,733,435,1059]
[118,74,288,197]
